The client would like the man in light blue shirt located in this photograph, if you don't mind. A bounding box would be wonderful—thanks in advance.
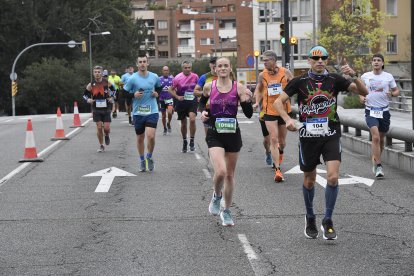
[124,54,162,172]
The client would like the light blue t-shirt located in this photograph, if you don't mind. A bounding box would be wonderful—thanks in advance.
[121,72,134,85]
[124,71,161,116]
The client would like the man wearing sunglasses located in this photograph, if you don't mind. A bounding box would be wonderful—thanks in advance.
[274,46,368,240]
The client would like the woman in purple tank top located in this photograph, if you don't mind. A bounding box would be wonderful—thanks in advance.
[200,57,253,227]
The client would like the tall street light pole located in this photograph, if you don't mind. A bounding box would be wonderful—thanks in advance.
[283,0,290,69]
[89,31,111,82]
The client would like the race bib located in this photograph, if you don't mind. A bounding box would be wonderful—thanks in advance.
[215,118,237,133]
[267,83,283,96]
[138,105,151,115]
[95,99,107,108]
[370,108,383,119]
[164,98,173,104]
[306,117,328,135]
[184,91,195,101]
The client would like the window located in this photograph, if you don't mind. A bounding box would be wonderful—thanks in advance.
[229,4,235,12]
[158,51,169,58]
[157,36,168,46]
[299,0,311,21]
[157,20,167,30]
[200,23,208,30]
[299,38,311,60]
[352,0,370,16]
[386,0,397,16]
[271,40,282,56]
[260,40,271,54]
[387,35,397,54]
[200,38,209,45]
[179,38,189,46]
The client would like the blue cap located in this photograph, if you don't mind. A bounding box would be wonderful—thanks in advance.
[309,46,329,57]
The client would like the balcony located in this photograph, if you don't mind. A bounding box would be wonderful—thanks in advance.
[177,30,194,38]
[178,45,195,53]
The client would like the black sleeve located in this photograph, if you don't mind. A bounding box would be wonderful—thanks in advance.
[240,101,253,118]
[333,73,352,94]
[83,89,91,102]
[284,76,301,97]
[198,94,209,111]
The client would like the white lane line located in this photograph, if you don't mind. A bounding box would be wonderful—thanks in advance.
[202,169,211,179]
[0,118,92,188]
[194,153,201,160]
[3,119,14,123]
[238,234,265,276]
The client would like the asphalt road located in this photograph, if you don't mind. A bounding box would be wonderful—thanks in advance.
[0,112,413,275]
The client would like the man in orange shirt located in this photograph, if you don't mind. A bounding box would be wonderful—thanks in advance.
[254,50,293,182]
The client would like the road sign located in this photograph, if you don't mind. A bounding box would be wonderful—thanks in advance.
[67,40,76,48]
[285,165,374,188]
[83,167,136,192]
[246,55,255,68]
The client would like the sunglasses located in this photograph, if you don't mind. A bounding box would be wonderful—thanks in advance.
[310,56,328,61]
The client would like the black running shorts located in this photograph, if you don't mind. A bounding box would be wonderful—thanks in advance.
[298,136,342,172]
[205,127,242,153]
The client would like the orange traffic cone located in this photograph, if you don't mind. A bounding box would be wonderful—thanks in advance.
[19,119,43,162]
[70,101,84,128]
[51,107,70,140]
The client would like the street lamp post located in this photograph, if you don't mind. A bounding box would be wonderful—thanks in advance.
[88,31,111,82]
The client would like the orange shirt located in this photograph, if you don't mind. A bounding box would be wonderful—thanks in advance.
[261,68,290,116]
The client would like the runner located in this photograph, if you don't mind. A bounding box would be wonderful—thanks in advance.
[169,61,199,153]
[201,57,253,226]
[121,65,135,125]
[254,50,293,181]
[123,54,162,172]
[159,66,174,135]
[194,57,218,135]
[360,53,399,177]
[274,45,368,240]
[108,69,122,118]
[83,65,114,152]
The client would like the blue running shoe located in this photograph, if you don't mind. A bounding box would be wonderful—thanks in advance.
[265,152,273,166]
[220,209,234,226]
[208,193,222,215]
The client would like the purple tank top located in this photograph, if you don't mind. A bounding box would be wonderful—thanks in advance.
[209,80,238,118]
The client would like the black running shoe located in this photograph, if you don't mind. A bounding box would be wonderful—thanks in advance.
[321,218,337,240]
[182,140,188,153]
[189,140,195,151]
[163,128,167,135]
[304,215,318,239]
[104,134,110,146]
[112,111,117,118]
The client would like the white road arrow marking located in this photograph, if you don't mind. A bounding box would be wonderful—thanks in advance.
[83,167,136,193]
[285,165,374,188]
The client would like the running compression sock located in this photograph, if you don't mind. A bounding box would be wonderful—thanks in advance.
[190,137,194,142]
[325,184,339,219]
[303,185,315,218]
[140,155,145,161]
[146,153,152,159]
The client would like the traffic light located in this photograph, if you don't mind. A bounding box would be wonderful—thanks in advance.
[81,41,87,52]
[279,23,285,44]
[290,36,298,45]
[11,81,18,96]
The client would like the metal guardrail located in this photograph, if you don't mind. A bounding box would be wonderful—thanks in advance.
[390,79,412,112]
[291,106,414,152]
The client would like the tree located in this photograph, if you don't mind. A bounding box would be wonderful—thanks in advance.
[318,0,388,72]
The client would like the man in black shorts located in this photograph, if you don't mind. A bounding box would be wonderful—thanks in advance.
[274,46,368,240]
[83,65,114,152]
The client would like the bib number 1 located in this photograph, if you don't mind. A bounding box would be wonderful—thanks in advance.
[306,117,328,135]
[215,118,237,133]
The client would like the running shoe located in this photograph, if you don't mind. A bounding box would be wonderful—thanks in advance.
[208,193,222,216]
[112,111,117,119]
[321,218,337,240]
[304,215,318,239]
[104,134,110,146]
[128,116,132,125]
[220,209,234,226]
[167,123,172,133]
[265,152,273,166]
[274,168,284,182]
[163,128,167,135]
[146,158,154,172]
[189,140,195,152]
[182,140,188,153]
[97,145,105,152]
[375,165,384,178]
[139,160,146,172]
